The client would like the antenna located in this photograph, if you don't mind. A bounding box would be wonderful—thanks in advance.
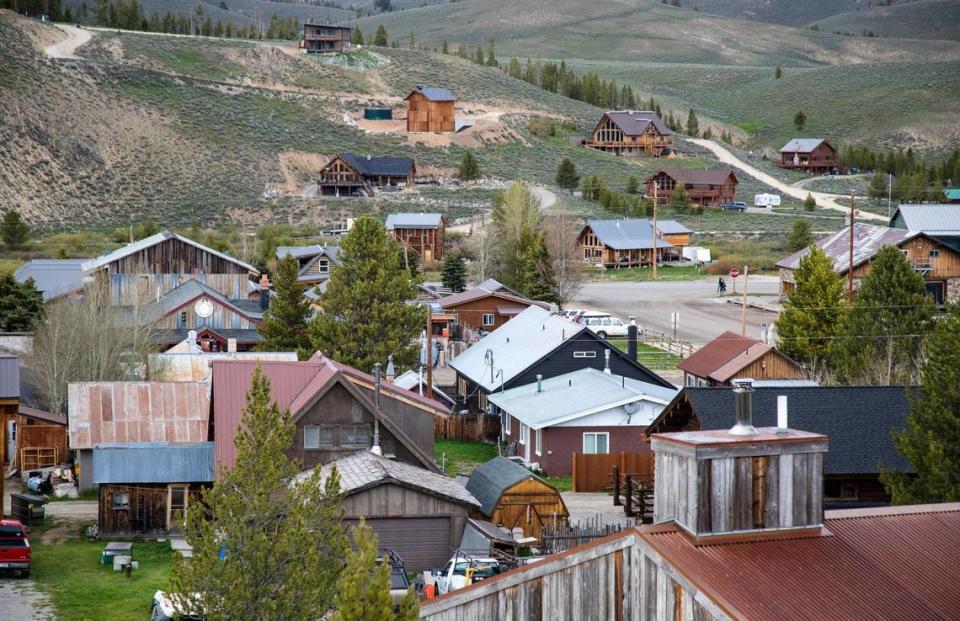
[484,349,495,384]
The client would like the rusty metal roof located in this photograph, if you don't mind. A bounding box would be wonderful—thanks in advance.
[639,503,960,620]
[68,382,210,449]
[677,331,764,379]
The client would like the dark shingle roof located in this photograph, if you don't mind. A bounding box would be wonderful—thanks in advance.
[654,167,738,186]
[466,456,555,516]
[661,386,915,475]
[406,85,456,102]
[340,154,415,177]
[603,111,671,136]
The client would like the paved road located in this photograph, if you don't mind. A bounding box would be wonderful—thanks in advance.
[572,276,780,347]
[45,24,92,58]
[689,138,885,222]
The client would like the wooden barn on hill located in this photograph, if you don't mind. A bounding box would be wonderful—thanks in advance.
[583,110,673,157]
[405,85,456,133]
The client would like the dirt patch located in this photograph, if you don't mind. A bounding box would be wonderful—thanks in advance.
[40,522,78,545]
[352,103,522,148]
[13,14,65,52]
[278,151,331,194]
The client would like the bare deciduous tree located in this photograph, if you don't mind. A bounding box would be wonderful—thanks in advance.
[468,215,495,283]
[545,205,583,310]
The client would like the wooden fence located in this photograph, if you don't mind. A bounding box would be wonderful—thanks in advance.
[640,327,695,358]
[571,451,654,493]
[434,413,501,443]
[540,515,636,555]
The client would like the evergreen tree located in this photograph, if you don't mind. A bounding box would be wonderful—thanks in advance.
[794,109,807,131]
[786,218,813,252]
[555,158,579,193]
[257,255,312,358]
[331,520,418,621]
[440,252,467,292]
[881,308,960,504]
[351,26,363,45]
[867,171,888,209]
[831,245,937,385]
[373,24,388,46]
[1,209,30,246]
[626,175,639,194]
[485,37,497,66]
[685,108,699,137]
[458,150,480,181]
[171,366,349,619]
[774,66,782,79]
[407,30,414,49]
[803,193,816,211]
[441,40,448,54]
[0,273,44,332]
[473,44,484,65]
[775,246,846,374]
[669,185,690,212]
[308,217,424,371]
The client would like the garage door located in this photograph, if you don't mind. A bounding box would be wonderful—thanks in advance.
[348,517,452,573]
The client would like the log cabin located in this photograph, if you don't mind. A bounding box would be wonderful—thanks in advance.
[646,167,738,208]
[677,331,808,388]
[775,138,845,174]
[405,85,456,133]
[776,222,960,305]
[890,203,960,251]
[385,213,445,263]
[582,110,672,157]
[300,23,352,54]
[577,218,691,268]
[317,154,416,197]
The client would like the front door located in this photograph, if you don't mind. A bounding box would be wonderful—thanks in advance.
[925,280,946,306]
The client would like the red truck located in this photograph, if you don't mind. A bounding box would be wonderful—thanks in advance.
[0,519,31,578]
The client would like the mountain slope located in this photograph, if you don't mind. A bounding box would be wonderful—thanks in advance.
[813,0,960,41]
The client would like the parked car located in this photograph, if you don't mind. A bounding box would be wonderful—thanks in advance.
[435,554,509,595]
[720,202,747,212]
[563,309,586,323]
[150,591,204,621]
[581,314,629,339]
[377,548,411,604]
[0,520,30,578]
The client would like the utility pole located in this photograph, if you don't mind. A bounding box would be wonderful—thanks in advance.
[740,265,749,335]
[848,195,856,301]
[652,182,658,279]
[425,308,433,400]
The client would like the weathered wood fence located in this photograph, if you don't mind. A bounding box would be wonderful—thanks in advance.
[613,471,655,524]
[540,515,636,555]
[434,413,501,443]
[571,451,654,492]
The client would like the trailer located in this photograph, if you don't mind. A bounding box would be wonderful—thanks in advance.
[754,193,781,207]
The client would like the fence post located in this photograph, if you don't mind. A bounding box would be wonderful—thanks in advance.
[612,465,621,506]
[572,453,579,492]
[624,473,633,516]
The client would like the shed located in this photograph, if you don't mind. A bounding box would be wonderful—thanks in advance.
[465,456,568,541]
[405,85,456,133]
[301,451,480,572]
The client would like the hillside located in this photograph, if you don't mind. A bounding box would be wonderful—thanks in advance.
[687,0,860,26]
[813,0,960,41]
[61,0,355,27]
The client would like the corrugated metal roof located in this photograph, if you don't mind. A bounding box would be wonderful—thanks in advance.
[150,349,298,382]
[449,306,583,391]
[13,259,87,301]
[945,188,960,201]
[68,382,210,449]
[780,138,826,153]
[603,110,671,136]
[584,219,677,251]
[655,220,691,234]
[82,231,256,274]
[0,354,19,400]
[276,245,324,259]
[297,451,479,507]
[776,222,913,272]
[466,456,556,516]
[676,331,765,379]
[893,204,960,234]
[654,167,738,186]
[639,503,960,621]
[385,213,443,229]
[488,368,677,430]
[340,154,415,178]
[406,85,456,102]
[93,442,215,484]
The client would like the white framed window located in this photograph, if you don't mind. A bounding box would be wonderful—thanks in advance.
[519,423,527,445]
[504,412,512,435]
[341,425,370,448]
[481,313,495,326]
[573,351,597,359]
[686,375,695,387]
[303,425,333,449]
[318,259,329,274]
[583,432,609,455]
[535,429,542,455]
[479,393,488,412]
[929,249,940,258]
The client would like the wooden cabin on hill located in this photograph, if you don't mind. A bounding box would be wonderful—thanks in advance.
[300,23,352,54]
[775,138,845,175]
[646,167,738,208]
[317,154,416,197]
[405,85,456,133]
[385,213,445,264]
[582,110,672,157]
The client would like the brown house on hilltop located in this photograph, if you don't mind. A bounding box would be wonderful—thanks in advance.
[677,330,808,387]
[583,110,672,157]
[646,167,738,207]
[300,23,352,54]
[385,213,445,263]
[775,138,845,174]
[318,154,416,197]
[405,85,456,133]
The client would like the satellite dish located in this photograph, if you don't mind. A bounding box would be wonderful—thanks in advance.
[195,297,214,319]
[623,401,642,415]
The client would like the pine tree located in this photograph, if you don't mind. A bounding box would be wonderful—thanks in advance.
[458,150,480,181]
[440,252,467,292]
[774,66,782,79]
[685,108,699,137]
[485,36,497,66]
[881,308,960,504]
[407,30,414,49]
[473,44,484,65]
[786,218,813,252]
[1,209,30,246]
[308,217,424,371]
[441,40,448,54]
[351,26,363,45]
[257,255,312,358]
[171,366,349,619]
[669,184,690,212]
[831,245,937,385]
[794,109,807,132]
[331,520,418,621]
[867,171,887,209]
[0,273,44,332]
[373,24,388,46]
[803,193,816,211]
[775,246,846,375]
[555,158,579,193]
[626,175,639,194]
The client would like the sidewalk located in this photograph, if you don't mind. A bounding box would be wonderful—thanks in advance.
[722,295,782,313]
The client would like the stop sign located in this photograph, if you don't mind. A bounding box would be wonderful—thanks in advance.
[729,268,740,279]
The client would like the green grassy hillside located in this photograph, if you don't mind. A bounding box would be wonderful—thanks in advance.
[691,0,860,26]
[61,0,354,27]
[813,0,960,41]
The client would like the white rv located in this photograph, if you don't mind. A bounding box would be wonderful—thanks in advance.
[754,193,781,208]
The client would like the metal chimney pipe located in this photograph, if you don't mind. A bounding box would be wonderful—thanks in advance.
[627,317,638,361]
[373,363,382,409]
[777,395,788,435]
[729,378,757,436]
[386,355,395,382]
[371,363,382,455]
[536,374,543,393]
[603,349,611,374]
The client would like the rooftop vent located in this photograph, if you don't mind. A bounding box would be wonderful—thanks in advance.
[729,378,757,436]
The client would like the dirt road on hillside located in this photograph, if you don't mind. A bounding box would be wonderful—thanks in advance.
[448,185,557,234]
[45,24,92,58]
[689,138,885,222]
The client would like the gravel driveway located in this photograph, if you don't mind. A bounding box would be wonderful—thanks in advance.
[0,580,55,620]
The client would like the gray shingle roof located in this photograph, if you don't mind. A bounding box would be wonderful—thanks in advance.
[892,204,960,235]
[466,456,555,516]
[302,451,479,507]
[142,279,263,324]
[656,386,915,475]
[407,85,456,102]
[776,223,913,273]
[385,213,443,229]
[603,110,671,136]
[14,259,87,301]
[780,138,826,153]
[340,154,415,178]
[93,442,215,484]
[584,219,676,251]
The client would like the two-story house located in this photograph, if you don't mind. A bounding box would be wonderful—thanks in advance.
[582,110,672,157]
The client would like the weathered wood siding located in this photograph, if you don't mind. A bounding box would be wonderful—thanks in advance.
[18,419,67,465]
[728,351,807,382]
[407,93,455,132]
[849,235,960,280]
[98,483,203,536]
[493,478,568,541]
[152,300,258,330]
[391,224,445,263]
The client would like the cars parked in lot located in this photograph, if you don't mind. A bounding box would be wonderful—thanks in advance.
[435,554,510,595]
[0,520,31,578]
[580,314,629,339]
[720,201,747,212]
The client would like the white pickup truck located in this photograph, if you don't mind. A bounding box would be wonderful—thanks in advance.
[434,555,510,595]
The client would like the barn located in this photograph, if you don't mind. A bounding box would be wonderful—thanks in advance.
[465,456,568,542]
[304,451,481,572]
[405,85,456,133]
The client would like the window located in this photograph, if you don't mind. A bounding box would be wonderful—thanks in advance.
[900,249,910,257]
[478,393,488,412]
[535,428,542,455]
[929,249,940,258]
[168,484,189,530]
[341,425,371,448]
[180,311,188,325]
[686,375,695,387]
[519,423,527,445]
[318,259,329,273]
[583,432,609,454]
[458,377,467,398]
[481,313,495,326]
[112,493,130,509]
[303,425,333,449]
[504,412,512,435]
[573,351,597,359]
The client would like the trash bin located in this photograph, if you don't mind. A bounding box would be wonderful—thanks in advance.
[10,493,47,526]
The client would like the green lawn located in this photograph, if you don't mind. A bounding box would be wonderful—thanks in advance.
[586,264,705,282]
[32,538,174,621]
[435,439,498,477]
[610,340,682,370]
[544,475,572,492]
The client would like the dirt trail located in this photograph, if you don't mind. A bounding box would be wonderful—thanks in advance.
[45,24,92,59]
[689,138,886,222]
